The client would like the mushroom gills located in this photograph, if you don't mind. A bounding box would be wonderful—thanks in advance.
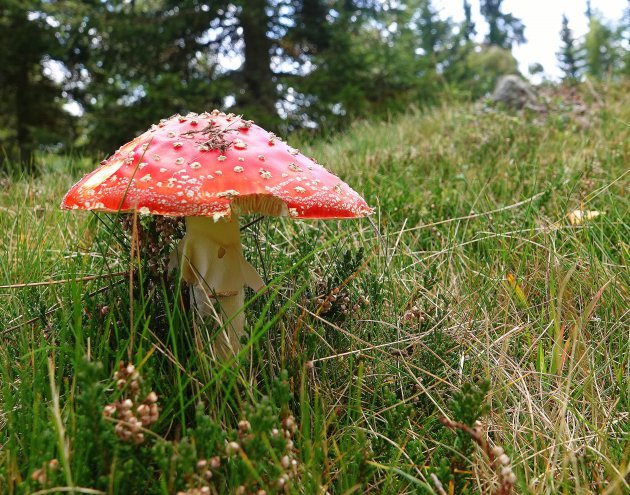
[170,216,264,357]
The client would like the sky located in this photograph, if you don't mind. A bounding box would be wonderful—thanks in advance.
[437,0,628,80]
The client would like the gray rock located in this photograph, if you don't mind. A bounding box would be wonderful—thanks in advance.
[491,75,541,110]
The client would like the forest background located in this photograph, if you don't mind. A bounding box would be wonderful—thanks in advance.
[2,0,630,172]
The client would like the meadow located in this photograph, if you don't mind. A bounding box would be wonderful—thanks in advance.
[0,85,628,494]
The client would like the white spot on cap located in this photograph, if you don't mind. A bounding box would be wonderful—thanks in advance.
[190,161,201,169]
[138,162,148,169]
[218,155,227,162]
[173,142,183,149]
[175,157,185,165]
[259,169,272,179]
[294,186,306,194]
[152,154,161,161]
[140,174,152,182]
[234,166,244,173]
[288,162,301,172]
[139,207,151,215]
[233,139,247,149]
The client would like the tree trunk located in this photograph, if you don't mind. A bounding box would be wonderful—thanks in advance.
[298,0,330,51]
[238,0,276,124]
[15,59,34,171]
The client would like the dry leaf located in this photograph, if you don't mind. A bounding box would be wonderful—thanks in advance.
[567,209,604,226]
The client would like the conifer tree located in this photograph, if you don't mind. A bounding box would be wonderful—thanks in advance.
[59,0,236,152]
[480,0,526,49]
[462,0,476,42]
[0,1,74,171]
[416,0,451,59]
[236,0,277,125]
[557,14,581,83]
[621,0,630,75]
[585,0,593,21]
[287,0,331,54]
[583,14,618,79]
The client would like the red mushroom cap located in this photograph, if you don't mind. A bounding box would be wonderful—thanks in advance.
[61,111,373,220]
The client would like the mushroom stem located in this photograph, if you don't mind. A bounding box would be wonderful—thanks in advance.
[171,216,264,357]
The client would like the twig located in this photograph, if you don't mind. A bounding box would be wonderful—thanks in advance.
[30,488,106,495]
[241,216,265,231]
[430,473,448,495]
[399,191,546,235]
[0,271,127,289]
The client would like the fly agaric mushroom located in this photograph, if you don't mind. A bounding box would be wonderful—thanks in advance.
[61,110,372,356]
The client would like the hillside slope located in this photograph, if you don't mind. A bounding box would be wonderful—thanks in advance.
[1,84,628,494]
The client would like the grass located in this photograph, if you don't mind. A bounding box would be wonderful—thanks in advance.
[1,83,628,494]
